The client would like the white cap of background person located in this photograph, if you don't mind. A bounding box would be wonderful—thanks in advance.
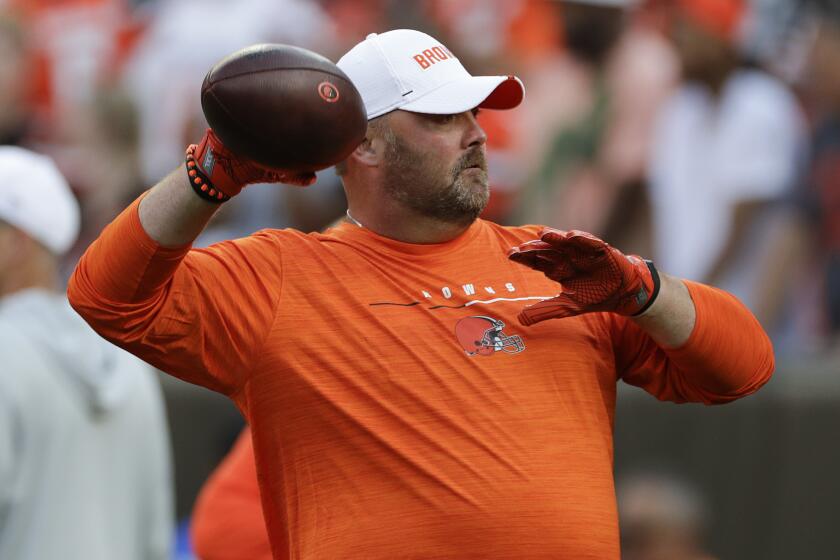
[337,29,525,120]
[0,146,80,255]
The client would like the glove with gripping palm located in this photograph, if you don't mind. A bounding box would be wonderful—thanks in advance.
[187,129,316,201]
[507,228,660,326]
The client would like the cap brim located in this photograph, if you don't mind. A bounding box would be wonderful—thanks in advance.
[400,75,524,115]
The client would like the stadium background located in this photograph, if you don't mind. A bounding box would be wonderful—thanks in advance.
[2,0,838,558]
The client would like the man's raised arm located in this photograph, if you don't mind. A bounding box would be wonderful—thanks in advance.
[67,131,313,395]
[139,167,221,248]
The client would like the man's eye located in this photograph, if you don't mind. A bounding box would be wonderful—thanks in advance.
[431,114,457,124]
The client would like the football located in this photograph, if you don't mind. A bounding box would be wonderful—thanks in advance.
[201,44,367,173]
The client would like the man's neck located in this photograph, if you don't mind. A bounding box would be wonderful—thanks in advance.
[346,201,474,244]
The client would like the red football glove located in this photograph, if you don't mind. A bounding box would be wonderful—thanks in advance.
[190,129,316,198]
[507,228,660,326]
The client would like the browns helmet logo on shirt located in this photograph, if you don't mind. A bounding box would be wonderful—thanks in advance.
[454,316,525,356]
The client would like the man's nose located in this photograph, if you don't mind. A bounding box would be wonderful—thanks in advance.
[462,111,488,149]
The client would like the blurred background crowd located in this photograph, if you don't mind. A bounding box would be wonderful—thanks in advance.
[0,0,838,559]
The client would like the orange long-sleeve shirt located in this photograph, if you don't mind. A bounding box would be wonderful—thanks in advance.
[68,196,773,560]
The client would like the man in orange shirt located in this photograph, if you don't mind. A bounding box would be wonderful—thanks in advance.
[69,29,773,560]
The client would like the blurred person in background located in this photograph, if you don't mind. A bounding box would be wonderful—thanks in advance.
[57,87,145,267]
[618,472,717,560]
[0,16,33,146]
[0,2,149,271]
[123,0,337,187]
[799,1,840,350]
[513,0,677,254]
[647,0,807,347]
[123,0,345,243]
[0,0,140,143]
[191,427,270,560]
[0,146,173,559]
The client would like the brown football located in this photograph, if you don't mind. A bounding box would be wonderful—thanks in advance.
[201,44,367,173]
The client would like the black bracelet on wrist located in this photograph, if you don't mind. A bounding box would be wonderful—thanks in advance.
[632,260,661,317]
[185,144,231,204]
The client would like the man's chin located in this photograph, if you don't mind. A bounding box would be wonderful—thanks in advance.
[447,189,489,225]
[457,169,489,190]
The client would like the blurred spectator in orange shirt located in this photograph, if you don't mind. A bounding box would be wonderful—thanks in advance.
[191,428,271,560]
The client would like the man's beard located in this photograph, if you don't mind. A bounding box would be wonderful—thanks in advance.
[380,132,490,226]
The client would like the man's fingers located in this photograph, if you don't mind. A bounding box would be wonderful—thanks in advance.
[509,243,576,279]
[538,227,569,241]
[541,229,606,253]
[508,249,554,271]
[509,239,554,253]
[508,240,555,266]
[533,254,568,276]
[509,240,574,263]
[568,232,607,252]
[518,295,582,326]
[510,230,612,284]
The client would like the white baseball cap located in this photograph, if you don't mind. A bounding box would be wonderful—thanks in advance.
[0,146,80,255]
[337,29,524,119]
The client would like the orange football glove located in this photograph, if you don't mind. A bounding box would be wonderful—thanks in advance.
[190,129,316,198]
[507,228,660,326]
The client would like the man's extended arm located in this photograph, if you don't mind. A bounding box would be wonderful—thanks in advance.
[508,228,773,402]
[630,271,695,349]
[617,279,773,403]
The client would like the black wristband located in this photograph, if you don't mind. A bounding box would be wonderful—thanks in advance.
[185,144,231,204]
[632,260,661,317]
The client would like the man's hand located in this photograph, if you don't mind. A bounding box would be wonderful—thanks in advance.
[191,129,316,198]
[507,228,659,326]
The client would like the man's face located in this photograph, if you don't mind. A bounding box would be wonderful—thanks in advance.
[377,109,489,226]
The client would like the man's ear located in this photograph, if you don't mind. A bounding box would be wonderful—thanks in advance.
[351,135,384,167]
